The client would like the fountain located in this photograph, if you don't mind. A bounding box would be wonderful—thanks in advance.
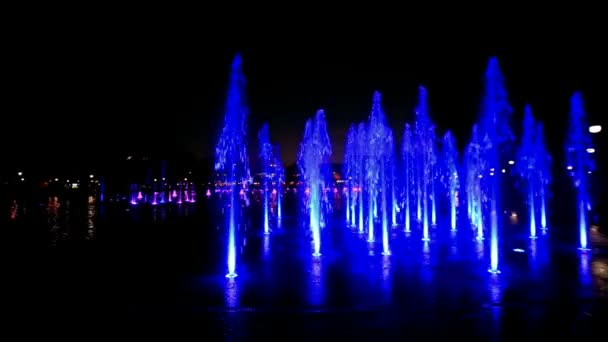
[215,53,251,278]
[356,122,367,233]
[413,86,435,241]
[258,123,273,235]
[465,125,484,240]
[565,92,594,250]
[442,130,459,231]
[273,144,284,222]
[516,105,538,238]
[366,91,392,254]
[344,124,356,226]
[535,122,551,231]
[402,124,414,233]
[478,57,513,274]
[298,109,332,256]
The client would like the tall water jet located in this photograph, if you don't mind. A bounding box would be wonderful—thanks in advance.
[215,54,251,278]
[414,86,435,241]
[298,110,332,256]
[344,124,356,225]
[535,123,551,231]
[442,130,460,231]
[566,92,594,250]
[366,91,390,252]
[516,105,538,239]
[479,57,513,273]
[402,124,414,233]
[389,130,398,227]
[258,123,273,235]
[273,144,284,222]
[381,129,394,255]
[465,125,484,239]
[356,122,367,233]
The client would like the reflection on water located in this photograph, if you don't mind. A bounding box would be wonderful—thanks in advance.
[224,278,239,308]
[579,251,592,288]
[308,258,324,307]
[86,203,96,240]
[381,255,392,303]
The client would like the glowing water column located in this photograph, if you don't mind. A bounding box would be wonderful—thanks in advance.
[479,57,513,274]
[298,110,332,256]
[566,92,594,250]
[402,124,414,233]
[414,86,435,242]
[356,123,367,233]
[215,54,251,278]
[258,123,273,235]
[516,105,538,239]
[344,124,356,225]
[442,131,460,231]
[274,145,284,222]
[535,123,551,231]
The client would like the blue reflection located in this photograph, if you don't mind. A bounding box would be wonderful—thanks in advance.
[224,278,239,308]
[307,257,324,307]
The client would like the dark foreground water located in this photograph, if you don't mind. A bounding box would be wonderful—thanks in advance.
[4,194,608,339]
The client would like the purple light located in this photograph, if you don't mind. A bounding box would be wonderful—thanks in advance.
[137,191,143,200]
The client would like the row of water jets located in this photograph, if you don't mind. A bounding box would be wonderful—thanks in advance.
[215,54,596,278]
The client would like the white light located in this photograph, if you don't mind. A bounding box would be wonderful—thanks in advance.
[566,166,573,171]
[17,171,23,176]
[490,172,494,176]
[589,125,602,134]
[154,178,157,182]
[20,178,25,181]
[184,178,188,181]
[54,178,59,182]
[162,178,166,181]
[586,148,595,153]
[508,160,515,165]
[588,171,592,174]
[501,169,506,173]
[490,168,495,172]
[89,174,94,179]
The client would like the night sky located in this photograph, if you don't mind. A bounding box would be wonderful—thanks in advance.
[4,8,606,172]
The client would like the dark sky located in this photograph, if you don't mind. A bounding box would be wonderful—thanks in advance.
[4,6,607,171]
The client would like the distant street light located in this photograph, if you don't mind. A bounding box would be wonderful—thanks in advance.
[589,125,602,134]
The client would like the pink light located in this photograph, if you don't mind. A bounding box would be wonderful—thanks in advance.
[206,189,211,197]
[272,189,277,195]
[239,189,244,196]
[305,188,310,195]
[334,188,338,193]
[172,190,178,198]
[137,191,143,200]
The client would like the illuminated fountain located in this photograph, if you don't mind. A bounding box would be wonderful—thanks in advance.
[273,145,284,222]
[566,92,594,250]
[478,57,513,274]
[356,122,367,233]
[516,105,538,238]
[298,109,332,256]
[344,124,356,226]
[413,86,435,242]
[258,123,273,235]
[402,124,414,233]
[215,53,251,278]
[442,130,459,231]
[535,123,551,231]
[465,125,484,240]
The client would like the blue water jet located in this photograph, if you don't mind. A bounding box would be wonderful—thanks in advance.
[402,124,414,233]
[298,109,332,256]
[215,53,251,278]
[535,123,551,231]
[356,122,367,233]
[516,105,538,239]
[414,86,435,242]
[566,92,594,250]
[258,123,273,235]
[479,57,513,273]
[273,144,284,222]
[344,124,356,226]
[442,130,459,231]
